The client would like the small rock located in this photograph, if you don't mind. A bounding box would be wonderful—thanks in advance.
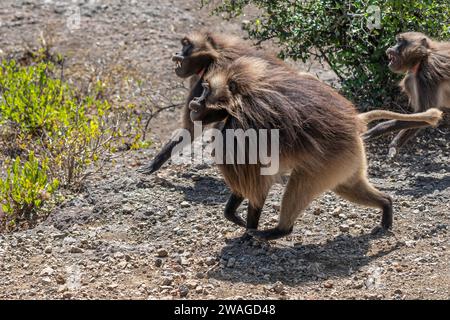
[226,257,236,268]
[44,246,52,254]
[332,207,342,217]
[179,285,189,297]
[156,249,168,258]
[154,259,163,267]
[57,285,67,293]
[63,292,73,299]
[195,286,203,294]
[56,274,66,285]
[122,204,134,214]
[180,201,190,208]
[40,267,54,276]
[41,277,52,285]
[339,224,350,232]
[273,281,284,294]
[313,208,321,215]
[205,257,216,266]
[323,280,334,289]
[69,246,84,254]
[114,252,124,259]
[394,289,403,295]
[107,283,119,290]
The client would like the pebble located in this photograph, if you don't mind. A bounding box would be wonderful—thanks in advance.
[44,246,52,254]
[323,280,334,289]
[179,285,189,297]
[205,257,216,266]
[156,249,168,258]
[180,201,190,208]
[339,224,350,232]
[40,267,54,276]
[154,259,163,267]
[69,246,84,254]
[226,257,236,268]
[332,207,342,217]
[273,281,284,294]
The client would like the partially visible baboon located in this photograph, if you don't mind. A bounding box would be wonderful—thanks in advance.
[139,32,295,174]
[363,32,450,157]
[189,56,396,240]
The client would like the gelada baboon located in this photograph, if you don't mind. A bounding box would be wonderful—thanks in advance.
[189,56,398,240]
[364,32,450,157]
[138,32,291,174]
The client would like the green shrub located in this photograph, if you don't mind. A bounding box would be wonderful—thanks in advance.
[0,60,114,187]
[0,152,59,228]
[206,0,450,109]
[0,59,149,230]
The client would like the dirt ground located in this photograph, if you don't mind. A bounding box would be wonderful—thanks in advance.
[0,0,448,300]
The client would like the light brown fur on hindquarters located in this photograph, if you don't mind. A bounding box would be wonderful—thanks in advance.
[190,56,393,240]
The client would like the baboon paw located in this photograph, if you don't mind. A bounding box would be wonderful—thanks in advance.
[371,225,393,237]
[247,228,291,241]
[137,162,157,175]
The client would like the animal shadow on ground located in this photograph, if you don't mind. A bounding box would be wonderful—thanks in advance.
[209,232,401,286]
[155,174,230,205]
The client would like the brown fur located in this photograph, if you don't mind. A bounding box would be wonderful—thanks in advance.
[363,32,449,152]
[196,56,392,240]
[139,32,309,174]
[394,32,450,112]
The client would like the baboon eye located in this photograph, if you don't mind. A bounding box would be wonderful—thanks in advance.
[181,38,191,46]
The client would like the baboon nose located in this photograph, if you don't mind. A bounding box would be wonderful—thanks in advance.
[172,54,184,62]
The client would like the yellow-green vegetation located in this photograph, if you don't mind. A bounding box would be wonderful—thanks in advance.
[0,59,148,231]
[0,152,59,228]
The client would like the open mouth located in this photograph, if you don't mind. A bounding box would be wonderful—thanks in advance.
[387,52,398,66]
[175,60,182,70]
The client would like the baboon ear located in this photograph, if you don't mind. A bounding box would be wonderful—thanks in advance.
[421,37,430,48]
[228,80,239,95]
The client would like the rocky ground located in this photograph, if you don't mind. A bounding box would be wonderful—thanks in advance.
[0,0,448,300]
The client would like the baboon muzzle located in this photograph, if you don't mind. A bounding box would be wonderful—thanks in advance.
[172,54,184,62]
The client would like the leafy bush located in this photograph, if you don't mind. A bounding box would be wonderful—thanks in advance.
[0,152,59,229]
[206,0,450,109]
[0,60,114,187]
[0,59,149,230]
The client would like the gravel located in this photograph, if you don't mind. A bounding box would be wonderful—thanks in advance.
[0,0,448,300]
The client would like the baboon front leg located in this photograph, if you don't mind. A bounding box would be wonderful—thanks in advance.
[224,193,246,228]
[334,176,393,230]
[248,172,320,241]
[139,104,196,175]
[387,128,422,159]
[363,120,430,141]
[246,204,263,230]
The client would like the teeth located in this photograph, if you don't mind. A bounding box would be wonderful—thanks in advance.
[176,61,181,68]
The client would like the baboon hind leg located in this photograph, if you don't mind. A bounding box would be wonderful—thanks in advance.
[224,193,245,227]
[248,171,322,241]
[334,176,393,230]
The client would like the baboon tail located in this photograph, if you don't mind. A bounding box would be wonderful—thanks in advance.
[359,108,443,127]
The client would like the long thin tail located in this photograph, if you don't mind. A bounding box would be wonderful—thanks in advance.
[358,108,443,127]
